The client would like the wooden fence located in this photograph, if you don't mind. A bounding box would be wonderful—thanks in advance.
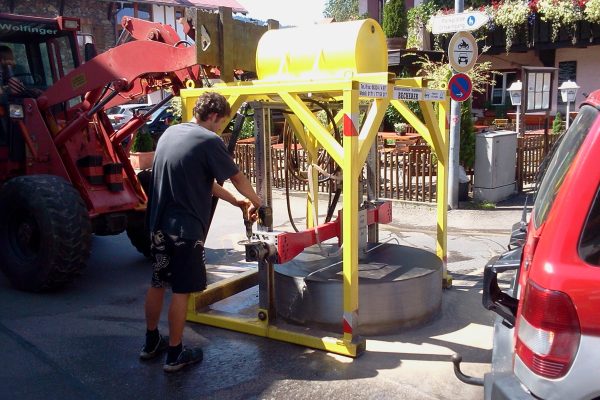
[232,133,560,203]
[233,143,438,202]
[516,134,561,190]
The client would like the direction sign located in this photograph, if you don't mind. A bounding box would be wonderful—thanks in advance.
[448,73,472,102]
[448,31,478,73]
[423,89,446,101]
[392,87,447,102]
[430,11,489,34]
[359,83,388,98]
[393,87,422,101]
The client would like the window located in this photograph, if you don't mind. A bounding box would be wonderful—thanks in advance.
[55,36,76,76]
[557,61,577,105]
[113,2,153,40]
[534,105,598,228]
[490,71,517,105]
[526,71,552,111]
[137,3,152,20]
[580,185,600,266]
[39,42,54,87]
[0,43,32,82]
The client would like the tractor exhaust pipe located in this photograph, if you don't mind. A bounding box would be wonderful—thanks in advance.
[451,353,484,386]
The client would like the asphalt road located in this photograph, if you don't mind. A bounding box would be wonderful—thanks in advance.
[0,191,521,400]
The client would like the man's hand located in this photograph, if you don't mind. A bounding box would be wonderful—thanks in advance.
[7,77,25,95]
[236,198,258,222]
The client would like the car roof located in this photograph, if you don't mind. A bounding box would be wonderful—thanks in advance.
[119,103,150,110]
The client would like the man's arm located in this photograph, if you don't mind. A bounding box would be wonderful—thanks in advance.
[229,171,261,208]
[212,180,258,221]
[211,181,238,206]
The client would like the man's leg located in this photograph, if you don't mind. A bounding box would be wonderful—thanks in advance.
[145,286,166,330]
[140,286,168,360]
[168,292,189,346]
[164,291,203,372]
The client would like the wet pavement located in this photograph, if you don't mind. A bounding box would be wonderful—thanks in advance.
[0,189,523,399]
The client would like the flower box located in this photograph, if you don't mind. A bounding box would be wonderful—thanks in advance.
[129,151,154,170]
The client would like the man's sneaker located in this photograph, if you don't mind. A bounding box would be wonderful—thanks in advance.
[163,346,203,373]
[139,335,169,360]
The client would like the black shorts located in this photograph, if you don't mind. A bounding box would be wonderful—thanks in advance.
[150,230,206,293]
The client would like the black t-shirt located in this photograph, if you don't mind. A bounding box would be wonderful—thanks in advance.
[147,122,239,240]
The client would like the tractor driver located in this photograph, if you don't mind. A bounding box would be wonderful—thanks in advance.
[141,91,262,372]
[0,45,26,97]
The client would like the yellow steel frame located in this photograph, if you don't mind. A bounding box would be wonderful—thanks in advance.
[389,78,452,287]
[180,74,449,357]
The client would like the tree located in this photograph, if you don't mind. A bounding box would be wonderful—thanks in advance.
[460,98,476,169]
[383,0,408,38]
[323,0,359,22]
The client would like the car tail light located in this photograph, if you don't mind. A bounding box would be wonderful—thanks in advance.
[516,281,580,379]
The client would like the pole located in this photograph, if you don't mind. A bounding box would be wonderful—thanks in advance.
[516,105,520,135]
[448,0,464,209]
[565,100,571,130]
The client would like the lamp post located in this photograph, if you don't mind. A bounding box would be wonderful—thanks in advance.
[507,80,523,135]
[558,80,579,130]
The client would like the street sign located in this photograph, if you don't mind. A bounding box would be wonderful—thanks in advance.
[393,87,422,101]
[423,89,446,101]
[359,83,388,98]
[430,11,489,34]
[392,88,447,101]
[448,73,472,102]
[448,31,478,73]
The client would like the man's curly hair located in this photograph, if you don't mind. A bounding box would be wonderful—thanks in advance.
[193,92,230,122]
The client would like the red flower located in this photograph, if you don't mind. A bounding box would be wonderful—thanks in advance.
[528,0,539,12]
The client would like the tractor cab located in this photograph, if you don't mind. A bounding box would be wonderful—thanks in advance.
[0,13,84,177]
[0,14,82,92]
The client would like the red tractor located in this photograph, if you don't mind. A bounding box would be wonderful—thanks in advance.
[0,13,203,291]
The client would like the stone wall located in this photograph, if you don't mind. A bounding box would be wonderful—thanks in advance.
[2,0,116,52]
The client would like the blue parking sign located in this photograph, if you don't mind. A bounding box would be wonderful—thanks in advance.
[448,73,472,102]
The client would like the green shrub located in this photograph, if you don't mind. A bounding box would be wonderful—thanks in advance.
[552,112,564,135]
[131,125,154,152]
[239,117,255,140]
[383,0,407,38]
[460,98,476,169]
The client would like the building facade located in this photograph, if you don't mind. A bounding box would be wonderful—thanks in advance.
[1,0,247,52]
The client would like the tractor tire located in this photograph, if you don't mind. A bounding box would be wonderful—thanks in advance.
[126,169,152,258]
[0,175,92,292]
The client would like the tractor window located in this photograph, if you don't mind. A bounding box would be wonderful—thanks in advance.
[0,43,33,84]
[579,185,600,266]
[39,42,54,87]
[55,36,76,76]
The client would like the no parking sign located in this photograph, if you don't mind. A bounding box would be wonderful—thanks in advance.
[448,73,472,102]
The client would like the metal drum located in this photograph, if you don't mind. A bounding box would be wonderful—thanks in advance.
[275,243,442,335]
[255,19,387,81]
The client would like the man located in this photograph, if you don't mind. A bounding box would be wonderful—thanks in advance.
[142,92,261,373]
[0,45,26,96]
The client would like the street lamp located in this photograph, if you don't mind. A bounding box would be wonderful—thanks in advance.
[507,80,522,134]
[558,80,579,130]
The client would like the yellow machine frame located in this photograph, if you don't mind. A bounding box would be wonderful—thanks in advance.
[180,74,450,357]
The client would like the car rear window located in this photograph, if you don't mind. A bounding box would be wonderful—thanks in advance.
[106,107,122,115]
[533,106,599,228]
[580,186,600,266]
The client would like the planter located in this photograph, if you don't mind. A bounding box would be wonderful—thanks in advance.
[129,151,154,170]
[386,37,407,51]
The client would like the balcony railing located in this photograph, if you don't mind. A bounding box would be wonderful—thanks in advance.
[432,14,600,55]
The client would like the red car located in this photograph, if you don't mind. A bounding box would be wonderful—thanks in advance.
[454,90,600,399]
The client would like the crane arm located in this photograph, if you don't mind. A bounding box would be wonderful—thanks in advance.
[37,40,199,110]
